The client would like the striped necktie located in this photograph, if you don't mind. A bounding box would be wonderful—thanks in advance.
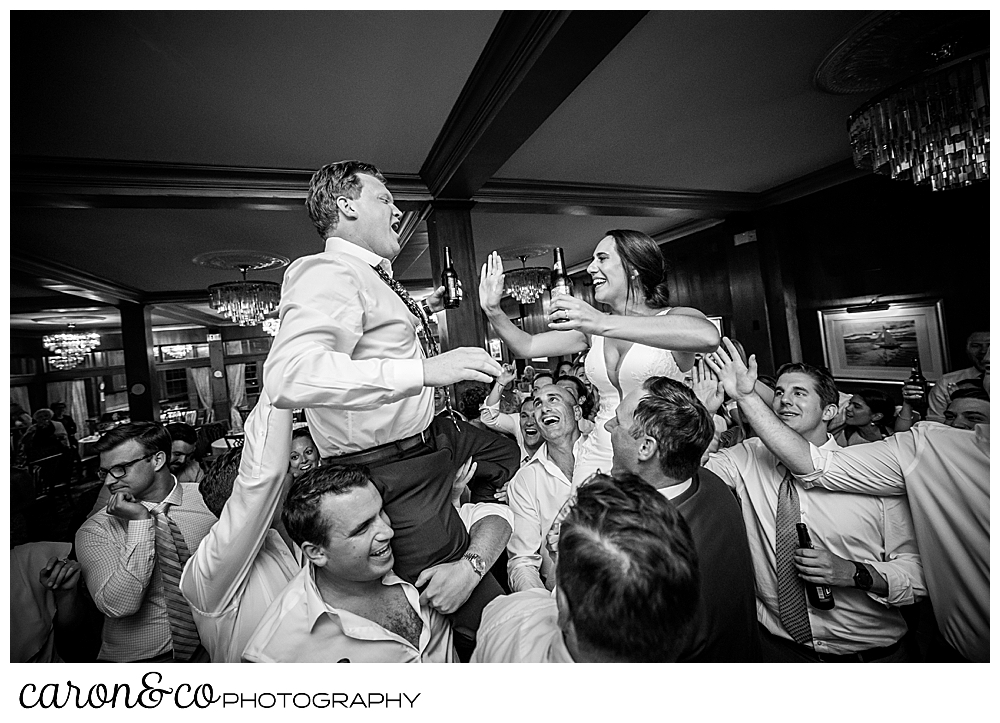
[151,501,200,661]
[775,470,813,647]
[370,264,439,357]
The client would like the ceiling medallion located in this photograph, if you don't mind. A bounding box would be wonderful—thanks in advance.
[816,11,989,191]
[194,250,289,327]
[500,247,551,305]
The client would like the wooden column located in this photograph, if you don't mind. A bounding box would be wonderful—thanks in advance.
[755,208,802,365]
[118,302,160,422]
[426,201,488,352]
[207,334,231,424]
[724,223,777,377]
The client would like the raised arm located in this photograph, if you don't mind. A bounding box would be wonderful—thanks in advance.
[479,252,589,359]
[705,337,814,475]
[180,390,293,616]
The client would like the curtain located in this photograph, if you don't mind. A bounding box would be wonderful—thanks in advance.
[225,363,247,433]
[45,380,89,434]
[188,367,214,423]
[11,386,31,417]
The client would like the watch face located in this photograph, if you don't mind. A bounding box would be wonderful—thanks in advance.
[854,564,873,589]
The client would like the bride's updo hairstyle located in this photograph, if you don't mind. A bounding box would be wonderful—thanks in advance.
[606,229,671,309]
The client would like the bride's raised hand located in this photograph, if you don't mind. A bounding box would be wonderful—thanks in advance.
[479,252,505,314]
[548,294,605,335]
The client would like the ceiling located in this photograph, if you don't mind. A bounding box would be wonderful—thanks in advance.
[14,9,943,335]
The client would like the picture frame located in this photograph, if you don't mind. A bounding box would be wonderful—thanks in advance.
[706,315,725,337]
[818,299,949,383]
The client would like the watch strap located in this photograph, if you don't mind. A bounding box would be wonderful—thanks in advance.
[462,552,486,578]
[420,298,435,319]
[852,561,873,590]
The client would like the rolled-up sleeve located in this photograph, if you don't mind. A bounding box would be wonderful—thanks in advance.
[505,470,546,592]
[76,518,156,618]
[864,495,926,608]
[797,439,907,496]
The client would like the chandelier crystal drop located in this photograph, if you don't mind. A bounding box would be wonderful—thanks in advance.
[43,325,100,371]
[503,255,550,305]
[261,318,280,337]
[848,52,989,191]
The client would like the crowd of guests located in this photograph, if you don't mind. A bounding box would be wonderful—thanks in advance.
[10,158,989,665]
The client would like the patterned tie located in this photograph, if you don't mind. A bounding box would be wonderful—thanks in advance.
[370,264,439,357]
[151,501,200,661]
[775,470,813,647]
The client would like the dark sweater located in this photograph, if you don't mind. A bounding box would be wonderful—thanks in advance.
[672,468,762,662]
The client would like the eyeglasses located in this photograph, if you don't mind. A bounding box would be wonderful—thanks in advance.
[98,453,156,480]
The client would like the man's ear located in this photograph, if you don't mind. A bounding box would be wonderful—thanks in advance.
[151,450,167,473]
[871,412,884,423]
[301,542,328,568]
[821,404,839,423]
[637,435,658,464]
[336,195,358,220]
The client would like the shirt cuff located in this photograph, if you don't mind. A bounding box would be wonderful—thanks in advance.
[460,502,514,530]
[794,441,827,486]
[394,359,425,396]
[865,558,917,607]
[508,558,545,592]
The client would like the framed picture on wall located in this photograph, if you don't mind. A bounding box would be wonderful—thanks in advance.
[818,299,949,383]
[705,315,725,337]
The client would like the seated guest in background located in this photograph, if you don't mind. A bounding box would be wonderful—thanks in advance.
[289,427,320,480]
[166,422,205,484]
[836,388,896,446]
[50,402,78,446]
[75,422,216,662]
[480,365,543,464]
[530,370,555,392]
[243,465,459,663]
[556,360,574,379]
[473,474,700,663]
[709,340,989,662]
[927,331,989,422]
[180,392,305,663]
[607,376,761,662]
[506,384,583,593]
[701,344,926,663]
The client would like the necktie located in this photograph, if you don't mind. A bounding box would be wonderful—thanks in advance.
[370,264,439,357]
[775,470,813,647]
[151,501,200,661]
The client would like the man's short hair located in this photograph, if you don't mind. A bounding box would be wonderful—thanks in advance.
[200,446,243,517]
[50,401,66,410]
[775,362,840,408]
[305,160,386,239]
[533,371,554,385]
[166,422,198,446]
[282,464,375,549]
[93,421,171,458]
[951,383,989,402]
[557,473,699,662]
[635,377,715,481]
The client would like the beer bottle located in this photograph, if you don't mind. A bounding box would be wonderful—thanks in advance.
[795,523,835,610]
[551,247,573,297]
[905,355,929,419]
[442,246,461,309]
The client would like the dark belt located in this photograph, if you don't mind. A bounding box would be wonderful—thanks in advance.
[323,427,433,468]
[766,629,902,663]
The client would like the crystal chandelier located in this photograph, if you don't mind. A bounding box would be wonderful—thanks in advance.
[504,254,550,305]
[848,51,989,191]
[43,325,100,371]
[195,250,289,327]
[262,318,280,336]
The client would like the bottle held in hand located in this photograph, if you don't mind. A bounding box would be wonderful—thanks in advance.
[905,355,929,418]
[443,246,461,309]
[795,523,835,610]
[550,247,573,298]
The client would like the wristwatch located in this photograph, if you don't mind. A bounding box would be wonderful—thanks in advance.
[463,552,486,578]
[852,561,874,591]
[420,298,435,319]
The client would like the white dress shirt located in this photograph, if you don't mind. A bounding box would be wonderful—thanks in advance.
[75,478,217,662]
[800,422,989,662]
[471,588,573,663]
[705,436,925,655]
[242,567,454,663]
[262,237,430,456]
[180,390,305,663]
[506,440,583,593]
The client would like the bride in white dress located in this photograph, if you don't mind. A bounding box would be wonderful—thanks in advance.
[480,229,720,486]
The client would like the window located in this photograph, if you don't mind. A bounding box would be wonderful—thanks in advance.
[161,369,189,401]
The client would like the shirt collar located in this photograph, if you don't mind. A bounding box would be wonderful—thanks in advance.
[658,478,693,500]
[140,475,181,511]
[324,236,391,274]
[304,566,408,632]
[773,433,839,470]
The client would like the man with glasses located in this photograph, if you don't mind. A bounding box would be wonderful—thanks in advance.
[74,422,217,662]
